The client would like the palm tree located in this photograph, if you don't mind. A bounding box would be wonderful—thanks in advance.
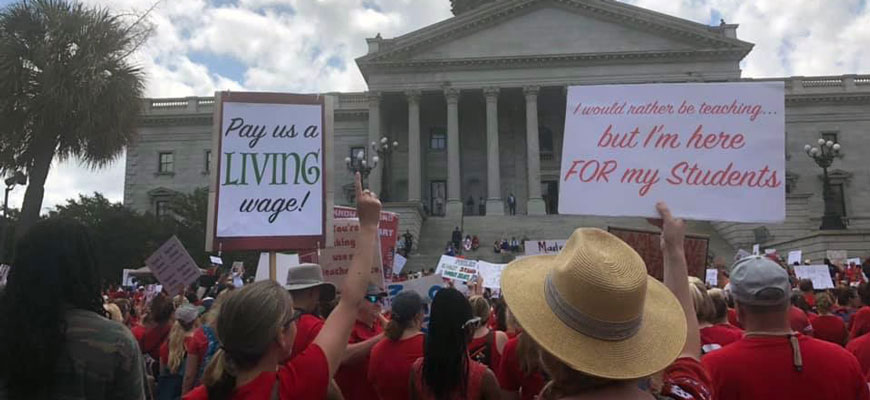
[0,0,149,237]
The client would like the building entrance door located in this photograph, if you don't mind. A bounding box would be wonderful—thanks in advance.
[542,180,559,215]
[430,181,446,217]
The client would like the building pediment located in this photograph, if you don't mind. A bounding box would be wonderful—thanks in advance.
[357,0,752,75]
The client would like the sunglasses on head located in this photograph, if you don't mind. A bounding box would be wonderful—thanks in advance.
[462,317,481,330]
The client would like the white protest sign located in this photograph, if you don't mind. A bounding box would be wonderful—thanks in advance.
[765,248,776,255]
[787,250,802,266]
[477,261,506,289]
[559,82,785,222]
[145,236,202,296]
[705,269,718,287]
[524,240,567,256]
[212,93,325,251]
[752,244,760,255]
[393,253,408,275]
[255,253,300,282]
[435,255,479,282]
[848,258,862,266]
[209,256,223,265]
[320,218,384,290]
[794,265,835,289]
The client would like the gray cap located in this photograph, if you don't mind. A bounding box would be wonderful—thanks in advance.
[730,255,791,307]
[175,304,200,324]
[285,264,336,302]
[366,283,388,297]
[390,290,425,322]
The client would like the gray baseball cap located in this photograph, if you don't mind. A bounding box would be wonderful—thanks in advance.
[730,255,791,307]
[285,264,336,302]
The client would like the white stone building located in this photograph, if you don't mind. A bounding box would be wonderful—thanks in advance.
[126,0,870,270]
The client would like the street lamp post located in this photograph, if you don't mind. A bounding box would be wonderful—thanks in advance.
[804,138,846,230]
[344,136,399,201]
[1,171,27,263]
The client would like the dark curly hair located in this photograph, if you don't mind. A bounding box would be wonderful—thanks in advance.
[0,218,105,399]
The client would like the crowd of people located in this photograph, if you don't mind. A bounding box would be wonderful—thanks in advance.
[3,174,870,399]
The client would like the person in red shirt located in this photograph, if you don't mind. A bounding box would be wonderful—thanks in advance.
[184,172,381,400]
[699,288,743,354]
[703,255,869,400]
[334,284,386,400]
[812,292,848,346]
[468,295,508,371]
[409,288,501,399]
[789,294,814,336]
[834,286,860,325]
[847,330,870,381]
[850,283,870,339]
[498,203,712,400]
[368,290,426,400]
[497,328,546,400]
[285,263,337,358]
[139,292,175,378]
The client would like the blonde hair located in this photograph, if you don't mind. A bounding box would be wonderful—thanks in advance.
[168,319,196,373]
[103,303,123,322]
[688,277,715,323]
[202,281,292,400]
[816,292,835,314]
[469,295,491,323]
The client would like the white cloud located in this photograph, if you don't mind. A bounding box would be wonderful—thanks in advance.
[15,0,869,212]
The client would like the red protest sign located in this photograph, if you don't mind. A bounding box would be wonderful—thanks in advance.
[607,227,709,280]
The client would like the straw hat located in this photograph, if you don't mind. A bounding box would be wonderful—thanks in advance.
[501,228,686,380]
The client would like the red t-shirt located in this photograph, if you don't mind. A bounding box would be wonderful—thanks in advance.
[159,341,169,366]
[335,320,382,400]
[139,323,172,360]
[660,357,713,400]
[183,343,329,400]
[412,357,487,400]
[812,315,848,346]
[802,292,816,308]
[727,308,742,329]
[131,323,146,342]
[700,324,743,354]
[851,307,870,339]
[367,333,424,400]
[496,336,545,400]
[703,334,870,400]
[846,332,870,381]
[468,330,502,371]
[186,327,210,367]
[789,306,813,336]
[292,314,324,359]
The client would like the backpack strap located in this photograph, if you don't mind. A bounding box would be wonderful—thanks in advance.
[271,378,280,400]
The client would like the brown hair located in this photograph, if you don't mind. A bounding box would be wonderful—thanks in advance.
[539,349,617,399]
[203,281,292,400]
[688,277,715,323]
[707,288,728,324]
[798,279,814,292]
[816,292,835,314]
[468,295,490,323]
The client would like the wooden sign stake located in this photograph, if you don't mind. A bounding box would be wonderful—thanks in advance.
[269,251,277,282]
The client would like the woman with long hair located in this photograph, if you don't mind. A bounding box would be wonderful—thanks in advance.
[0,218,145,399]
[811,293,848,346]
[181,291,228,395]
[500,203,711,400]
[497,309,546,400]
[367,290,426,399]
[184,172,381,400]
[700,288,743,353]
[468,295,508,370]
[158,304,201,399]
[409,288,501,400]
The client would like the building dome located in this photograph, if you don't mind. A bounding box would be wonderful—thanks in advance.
[450,0,497,15]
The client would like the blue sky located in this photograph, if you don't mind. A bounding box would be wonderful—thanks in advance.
[1,0,869,211]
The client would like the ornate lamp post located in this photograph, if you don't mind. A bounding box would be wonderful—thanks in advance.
[804,138,846,230]
[345,137,399,200]
[345,148,378,189]
[374,137,400,202]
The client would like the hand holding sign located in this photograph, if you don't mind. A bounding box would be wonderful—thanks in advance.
[355,172,381,229]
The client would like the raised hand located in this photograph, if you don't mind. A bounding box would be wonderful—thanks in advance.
[647,202,686,251]
[355,172,382,229]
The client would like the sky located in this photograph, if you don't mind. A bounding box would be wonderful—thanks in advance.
[1,0,868,213]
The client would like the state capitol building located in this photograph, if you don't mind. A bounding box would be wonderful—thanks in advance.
[125,0,870,270]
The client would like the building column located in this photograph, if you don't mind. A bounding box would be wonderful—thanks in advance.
[406,90,422,202]
[484,87,504,215]
[366,91,382,195]
[445,87,463,217]
[524,85,546,215]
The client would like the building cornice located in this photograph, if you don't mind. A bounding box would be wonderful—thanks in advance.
[140,114,213,127]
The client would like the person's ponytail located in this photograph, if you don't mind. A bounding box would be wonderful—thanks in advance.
[384,319,406,341]
[203,349,237,400]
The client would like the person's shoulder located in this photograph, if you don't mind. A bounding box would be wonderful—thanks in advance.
[802,335,856,358]
[847,333,870,351]
[701,338,746,366]
[66,309,137,346]
[182,385,208,400]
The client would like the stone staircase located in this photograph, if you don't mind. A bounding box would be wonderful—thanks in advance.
[405,214,737,272]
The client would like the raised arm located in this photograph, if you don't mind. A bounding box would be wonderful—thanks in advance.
[650,202,700,360]
[314,172,381,376]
